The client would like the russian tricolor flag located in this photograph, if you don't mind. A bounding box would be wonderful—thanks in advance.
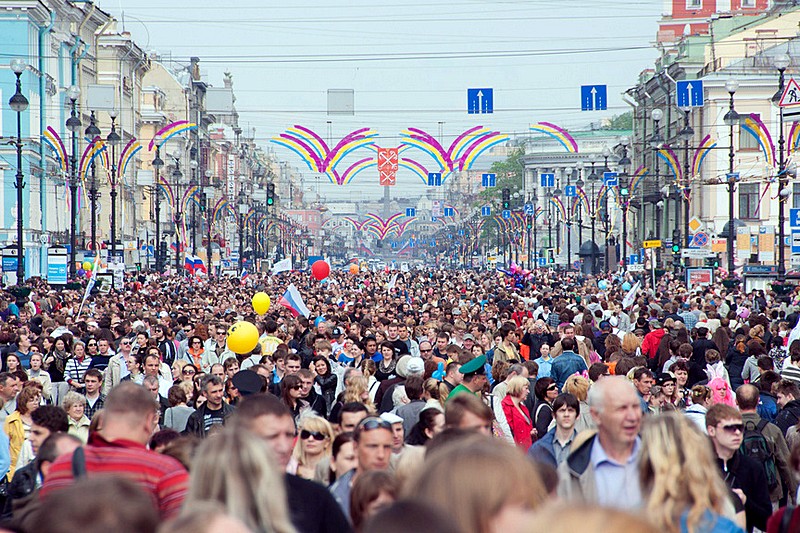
[279,283,311,318]
[184,255,207,274]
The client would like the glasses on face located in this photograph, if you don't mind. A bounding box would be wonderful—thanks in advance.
[217,331,226,336]
[300,429,327,441]
[720,423,744,434]
[357,416,392,432]
[420,348,433,353]
[547,384,558,392]
[183,369,196,375]
[87,343,97,347]
[192,341,202,345]
[290,385,303,390]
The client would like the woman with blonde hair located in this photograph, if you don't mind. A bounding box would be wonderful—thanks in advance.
[561,374,595,434]
[343,375,375,412]
[287,415,335,481]
[423,378,448,412]
[359,359,380,402]
[403,435,547,533]
[187,427,297,533]
[62,390,90,443]
[4,382,42,479]
[639,412,743,532]
[621,333,642,359]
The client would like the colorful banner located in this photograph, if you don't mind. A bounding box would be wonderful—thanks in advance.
[378,147,398,186]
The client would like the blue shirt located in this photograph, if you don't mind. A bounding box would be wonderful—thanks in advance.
[680,510,744,533]
[533,355,553,378]
[590,436,643,510]
[550,351,588,390]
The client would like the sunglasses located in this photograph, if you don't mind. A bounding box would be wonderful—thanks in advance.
[87,343,97,347]
[183,369,196,375]
[217,331,226,335]
[192,341,202,345]
[357,417,392,432]
[420,348,433,353]
[290,385,302,390]
[720,423,744,434]
[547,384,558,391]
[300,429,327,441]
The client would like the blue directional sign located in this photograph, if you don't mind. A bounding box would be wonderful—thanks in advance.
[676,80,704,108]
[581,85,607,111]
[405,207,416,217]
[502,209,511,219]
[467,88,493,114]
[603,172,618,187]
[481,173,496,187]
[427,172,442,186]
[481,205,491,217]
[565,185,577,198]
[540,173,555,187]
[458,229,465,236]
[538,257,547,267]
[791,208,800,227]
[443,207,455,217]
[523,203,534,216]
[792,230,800,253]
[629,255,639,265]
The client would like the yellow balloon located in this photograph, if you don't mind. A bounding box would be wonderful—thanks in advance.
[252,292,271,315]
[226,321,259,354]
[82,261,92,271]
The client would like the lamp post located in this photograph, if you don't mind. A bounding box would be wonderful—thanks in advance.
[205,169,213,275]
[172,159,183,272]
[576,161,584,270]
[552,181,563,267]
[238,192,248,274]
[618,138,632,271]
[601,145,611,270]
[565,167,572,270]
[107,110,121,259]
[65,85,81,278]
[84,112,101,255]
[774,54,791,285]
[190,159,198,255]
[678,109,694,249]
[151,146,164,272]
[588,162,598,274]
[9,59,28,283]
[724,79,740,278]
[650,109,664,244]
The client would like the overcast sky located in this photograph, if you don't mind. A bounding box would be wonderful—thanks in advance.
[114,0,662,201]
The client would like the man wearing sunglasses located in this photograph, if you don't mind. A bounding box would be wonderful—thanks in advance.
[706,403,771,532]
[329,416,393,521]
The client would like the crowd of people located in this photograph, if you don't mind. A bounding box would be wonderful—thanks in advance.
[0,265,797,532]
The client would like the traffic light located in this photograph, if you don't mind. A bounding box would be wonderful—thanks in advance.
[158,241,167,270]
[526,215,533,230]
[671,228,681,254]
[547,248,555,264]
[705,257,720,268]
[266,183,275,206]
[502,188,510,210]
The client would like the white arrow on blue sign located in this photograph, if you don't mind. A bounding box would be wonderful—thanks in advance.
[467,88,493,114]
[444,207,455,217]
[676,80,704,108]
[405,208,416,217]
[791,208,800,228]
[427,172,442,186]
[481,173,496,187]
[581,85,607,111]
[540,173,555,188]
[603,172,618,186]
[523,203,534,216]
[538,257,547,266]
[629,254,639,265]
[565,185,577,198]
[502,209,511,219]
[481,206,491,217]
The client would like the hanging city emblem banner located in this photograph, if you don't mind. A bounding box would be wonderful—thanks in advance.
[378,147,398,186]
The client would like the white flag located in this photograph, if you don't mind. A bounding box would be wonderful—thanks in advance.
[788,315,800,349]
[622,280,641,310]
[271,258,293,275]
[387,273,399,293]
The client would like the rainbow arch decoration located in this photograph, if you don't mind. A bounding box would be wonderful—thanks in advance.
[788,122,800,155]
[363,212,404,240]
[149,121,198,151]
[157,174,176,210]
[529,122,579,153]
[657,146,682,183]
[548,196,567,221]
[78,137,109,182]
[741,113,776,168]
[42,127,68,174]
[342,217,369,232]
[629,165,649,193]
[691,135,716,177]
[390,217,416,238]
[118,139,142,179]
[399,126,508,182]
[271,125,379,185]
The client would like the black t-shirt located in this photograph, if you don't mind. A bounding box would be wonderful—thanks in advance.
[285,474,352,533]
[202,406,225,432]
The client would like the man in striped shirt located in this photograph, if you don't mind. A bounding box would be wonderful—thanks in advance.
[40,382,188,518]
[780,352,800,386]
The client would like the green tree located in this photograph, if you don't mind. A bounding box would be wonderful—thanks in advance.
[475,147,525,207]
[608,111,633,130]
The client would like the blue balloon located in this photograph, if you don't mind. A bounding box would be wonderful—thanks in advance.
[598,280,608,290]
[622,281,632,291]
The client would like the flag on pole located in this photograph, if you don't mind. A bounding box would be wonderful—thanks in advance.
[279,283,311,318]
[271,258,293,275]
[240,268,250,285]
[387,273,398,293]
[622,280,641,310]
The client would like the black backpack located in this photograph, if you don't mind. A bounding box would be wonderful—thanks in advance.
[739,419,779,491]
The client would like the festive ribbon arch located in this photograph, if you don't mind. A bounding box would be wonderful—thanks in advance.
[529,122,579,153]
[271,125,378,185]
[149,121,198,151]
[741,113,776,168]
[657,145,682,183]
[42,127,68,174]
[363,213,404,239]
[118,139,142,182]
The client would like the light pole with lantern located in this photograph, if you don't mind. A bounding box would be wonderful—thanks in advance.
[650,109,664,242]
[65,85,81,278]
[678,109,694,246]
[618,138,632,271]
[9,59,28,282]
[774,54,791,286]
[724,79,740,279]
[172,158,183,272]
[238,192,248,274]
[151,145,164,272]
[107,110,121,259]
[84,112,101,255]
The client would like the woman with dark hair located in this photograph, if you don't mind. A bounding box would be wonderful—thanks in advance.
[725,335,749,391]
[375,342,397,382]
[185,335,205,370]
[313,356,337,416]
[405,407,445,446]
[351,471,398,533]
[532,377,558,441]
[280,374,309,422]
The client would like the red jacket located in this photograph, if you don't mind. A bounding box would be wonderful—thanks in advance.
[512,310,532,327]
[641,328,666,360]
[501,395,533,449]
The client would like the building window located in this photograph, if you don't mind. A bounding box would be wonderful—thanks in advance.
[739,114,761,150]
[739,183,760,219]
[794,189,800,209]
[741,0,755,7]
[686,0,702,8]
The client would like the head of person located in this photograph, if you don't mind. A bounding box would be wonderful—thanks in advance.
[775,379,800,408]
[444,393,492,435]
[293,415,335,465]
[562,375,590,402]
[506,376,530,400]
[30,405,69,455]
[406,407,446,446]
[587,376,642,452]
[61,391,87,423]
[734,384,760,412]
[331,431,358,480]
[354,416,394,473]
[560,336,576,353]
[350,470,399,533]
[35,432,81,480]
[284,354,302,375]
[379,413,405,454]
[101,383,160,445]
[553,393,579,432]
[230,394,296,469]
[0,372,22,401]
[202,375,224,409]
[187,427,295,533]
[639,412,731,533]
[403,435,546,533]
[632,367,655,396]
[143,354,161,378]
[338,402,370,434]
[705,403,744,455]
[210,363,225,381]
[534,377,558,403]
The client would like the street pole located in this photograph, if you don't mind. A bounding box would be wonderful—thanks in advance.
[173,159,183,273]
[775,54,791,284]
[85,111,100,254]
[152,146,164,272]
[9,59,29,283]
[107,111,120,259]
[565,167,572,271]
[619,138,631,272]
[65,86,81,279]
[724,79,739,278]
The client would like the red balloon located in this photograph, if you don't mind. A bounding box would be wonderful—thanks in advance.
[311,260,330,281]
[85,271,92,279]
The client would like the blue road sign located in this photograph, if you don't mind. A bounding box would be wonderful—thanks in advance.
[726,172,740,182]
[481,205,491,217]
[629,254,639,265]
[481,173,496,187]
[791,208,800,227]
[603,172,618,187]
[793,230,800,253]
[565,185,577,198]
[502,209,511,219]
[581,85,607,111]
[458,229,465,236]
[405,207,416,217]
[427,172,442,186]
[538,257,547,267]
[467,88,493,114]
[444,207,455,217]
[676,80,704,108]
[540,173,555,187]
[523,203,534,216]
